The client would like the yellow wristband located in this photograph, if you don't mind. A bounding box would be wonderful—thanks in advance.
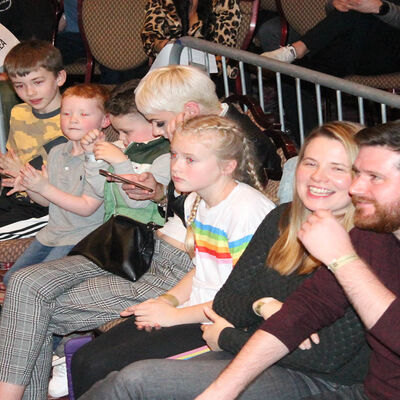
[327,254,360,273]
[252,297,274,317]
[158,293,179,307]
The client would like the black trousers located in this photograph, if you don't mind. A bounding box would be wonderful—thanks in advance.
[300,9,400,77]
[71,318,206,398]
[0,191,48,227]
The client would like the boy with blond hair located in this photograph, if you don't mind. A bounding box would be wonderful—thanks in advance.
[0,40,67,226]
[3,84,109,285]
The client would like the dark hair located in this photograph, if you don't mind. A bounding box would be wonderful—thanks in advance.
[4,40,64,77]
[355,121,400,153]
[105,80,139,116]
[173,0,215,38]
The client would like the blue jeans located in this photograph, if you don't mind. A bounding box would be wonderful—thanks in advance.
[3,239,74,286]
[79,352,355,400]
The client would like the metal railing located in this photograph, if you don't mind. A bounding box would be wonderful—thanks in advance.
[170,37,400,144]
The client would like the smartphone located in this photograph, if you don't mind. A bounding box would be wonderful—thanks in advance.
[99,169,154,192]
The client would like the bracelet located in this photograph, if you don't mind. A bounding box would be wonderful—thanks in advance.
[252,297,275,317]
[158,293,179,307]
[327,254,360,273]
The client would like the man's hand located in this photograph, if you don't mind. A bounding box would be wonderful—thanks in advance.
[122,172,163,201]
[93,142,127,164]
[298,209,355,266]
[81,129,106,153]
[332,0,352,11]
[334,0,383,13]
[201,307,234,351]
[0,149,22,177]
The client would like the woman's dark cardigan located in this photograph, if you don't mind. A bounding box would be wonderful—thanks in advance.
[213,203,370,385]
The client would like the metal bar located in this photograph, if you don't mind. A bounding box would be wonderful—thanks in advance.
[239,61,247,96]
[257,67,265,112]
[381,103,387,123]
[336,90,343,121]
[358,97,365,125]
[221,56,229,98]
[296,78,305,144]
[204,52,210,75]
[177,37,400,109]
[276,72,285,131]
[315,84,323,126]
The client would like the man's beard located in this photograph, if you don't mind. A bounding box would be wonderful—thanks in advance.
[353,196,400,233]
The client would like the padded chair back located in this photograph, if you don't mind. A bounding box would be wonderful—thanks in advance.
[260,0,278,11]
[81,0,148,71]
[345,73,400,91]
[277,0,326,35]
[236,0,260,50]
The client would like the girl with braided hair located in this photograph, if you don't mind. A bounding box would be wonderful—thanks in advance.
[71,115,275,397]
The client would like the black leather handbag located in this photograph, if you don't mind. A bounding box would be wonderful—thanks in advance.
[69,215,160,282]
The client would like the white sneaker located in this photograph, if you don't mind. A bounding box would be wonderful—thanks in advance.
[261,45,297,63]
[48,356,68,398]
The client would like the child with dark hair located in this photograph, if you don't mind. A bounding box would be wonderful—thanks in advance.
[82,79,170,225]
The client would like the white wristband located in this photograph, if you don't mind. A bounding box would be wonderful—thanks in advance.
[85,153,97,162]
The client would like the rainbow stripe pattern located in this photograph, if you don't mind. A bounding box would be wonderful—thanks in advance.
[193,220,253,266]
[167,345,211,360]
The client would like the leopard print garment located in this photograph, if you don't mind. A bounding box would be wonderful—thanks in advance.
[141,0,241,59]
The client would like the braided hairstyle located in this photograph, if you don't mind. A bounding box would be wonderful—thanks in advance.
[175,115,264,257]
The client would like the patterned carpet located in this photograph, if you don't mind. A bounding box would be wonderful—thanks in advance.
[0,268,69,400]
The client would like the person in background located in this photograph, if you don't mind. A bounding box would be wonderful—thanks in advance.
[142,0,241,63]
[261,0,400,143]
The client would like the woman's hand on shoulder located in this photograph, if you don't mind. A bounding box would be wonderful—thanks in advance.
[201,307,234,351]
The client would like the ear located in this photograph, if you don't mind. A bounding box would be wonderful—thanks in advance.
[183,101,200,118]
[221,159,237,176]
[101,114,111,129]
[56,70,67,87]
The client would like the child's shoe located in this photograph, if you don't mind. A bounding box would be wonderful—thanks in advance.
[261,45,297,63]
[48,356,68,398]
